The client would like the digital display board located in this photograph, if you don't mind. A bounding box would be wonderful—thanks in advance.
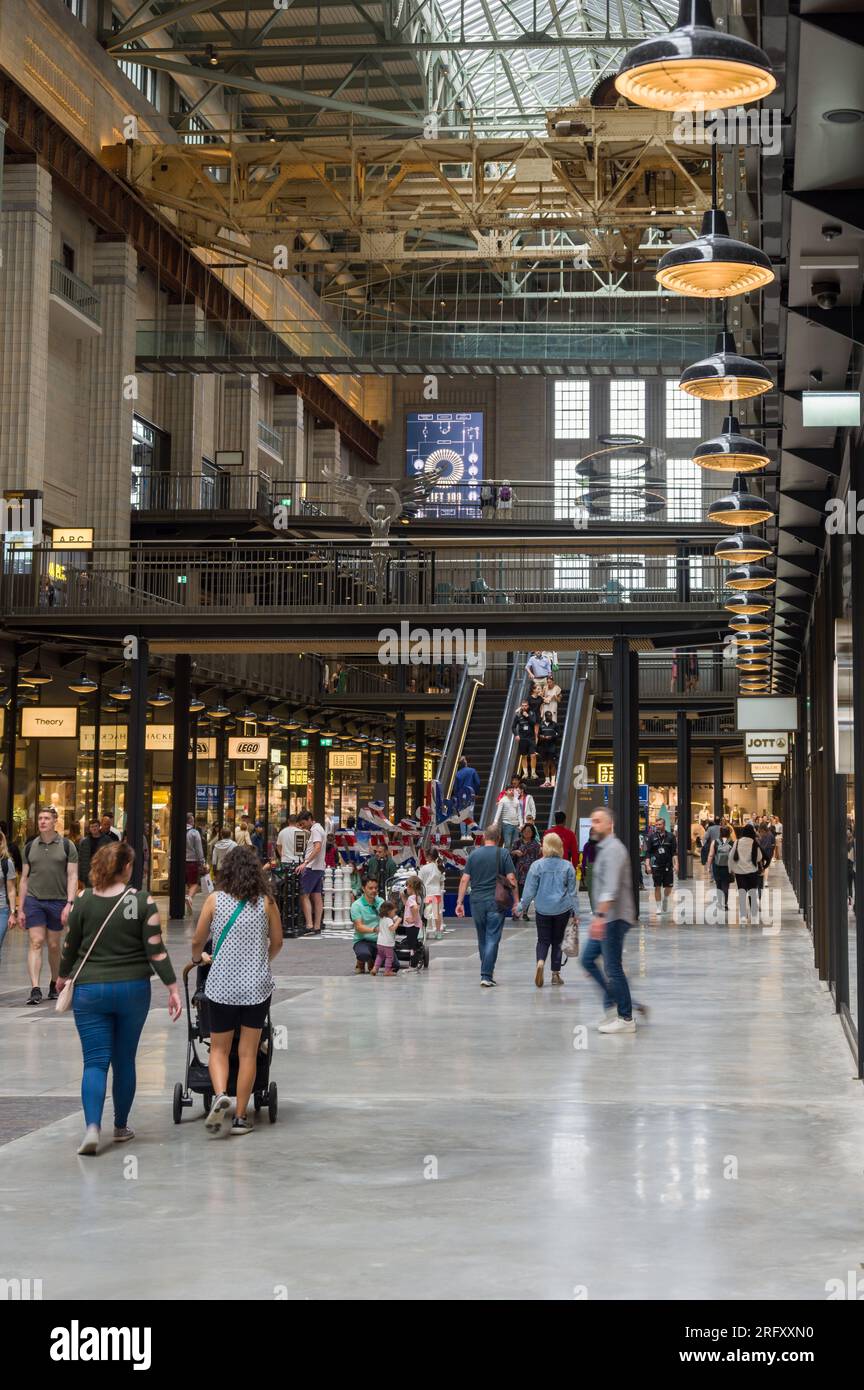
[406,411,483,517]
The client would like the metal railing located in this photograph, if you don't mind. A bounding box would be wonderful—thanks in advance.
[50,261,100,324]
[257,420,283,455]
[637,657,739,698]
[2,544,729,618]
[268,478,727,529]
[594,712,737,739]
[132,472,273,514]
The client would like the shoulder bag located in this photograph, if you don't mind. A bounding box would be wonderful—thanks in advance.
[56,889,134,1014]
[494,848,516,913]
[211,898,248,960]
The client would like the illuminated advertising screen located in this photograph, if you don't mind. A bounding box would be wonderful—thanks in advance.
[406,411,483,517]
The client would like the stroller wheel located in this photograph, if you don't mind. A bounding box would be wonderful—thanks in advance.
[172,1082,184,1125]
[267,1082,278,1124]
[202,1090,213,1113]
[253,1092,262,1113]
[423,946,430,969]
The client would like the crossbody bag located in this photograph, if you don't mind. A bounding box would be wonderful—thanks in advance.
[56,889,135,1014]
[211,898,248,960]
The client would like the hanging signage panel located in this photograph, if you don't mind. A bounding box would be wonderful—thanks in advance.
[228,736,269,761]
[745,732,790,757]
[146,724,175,751]
[747,762,784,775]
[52,527,93,550]
[193,737,216,759]
[22,707,78,738]
[597,760,646,785]
[736,697,799,732]
[329,750,363,771]
[80,724,127,752]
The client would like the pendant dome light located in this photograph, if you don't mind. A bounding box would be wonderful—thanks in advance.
[729,616,772,634]
[708,476,775,527]
[206,700,232,720]
[69,663,98,696]
[258,709,281,730]
[679,313,774,401]
[656,145,774,298]
[614,0,775,111]
[108,682,132,702]
[725,562,776,591]
[147,688,173,708]
[735,635,771,649]
[724,592,772,616]
[693,416,772,473]
[189,694,206,715]
[23,649,52,686]
[714,531,773,564]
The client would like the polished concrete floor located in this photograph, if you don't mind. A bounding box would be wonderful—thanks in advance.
[1,867,862,1301]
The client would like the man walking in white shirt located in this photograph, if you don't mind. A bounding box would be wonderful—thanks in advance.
[296,809,326,937]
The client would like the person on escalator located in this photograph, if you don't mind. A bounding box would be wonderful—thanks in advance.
[512,701,538,781]
[537,711,560,788]
[454,755,481,811]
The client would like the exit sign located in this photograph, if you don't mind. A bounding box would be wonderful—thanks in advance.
[298,738,309,748]
[320,737,333,747]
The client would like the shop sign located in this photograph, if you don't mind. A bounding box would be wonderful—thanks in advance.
[100,767,129,783]
[291,751,308,769]
[288,767,308,786]
[80,724,128,752]
[329,750,362,771]
[597,761,646,784]
[736,697,799,732]
[192,737,216,759]
[52,527,93,550]
[748,762,783,776]
[22,707,78,738]
[146,724,174,751]
[228,736,269,761]
[745,732,789,757]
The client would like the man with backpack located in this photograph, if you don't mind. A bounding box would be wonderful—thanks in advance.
[14,807,79,1005]
[644,815,678,919]
[706,824,735,913]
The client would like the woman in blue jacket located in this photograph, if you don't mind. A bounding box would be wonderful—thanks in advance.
[515,832,579,988]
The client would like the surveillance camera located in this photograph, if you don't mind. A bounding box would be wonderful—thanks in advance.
[809,369,823,384]
[821,224,842,241]
[812,280,840,310]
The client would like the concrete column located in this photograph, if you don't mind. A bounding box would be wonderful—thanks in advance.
[159,304,207,475]
[676,711,692,874]
[169,655,192,922]
[84,238,138,545]
[312,425,341,475]
[0,164,52,491]
[612,636,641,897]
[126,638,149,890]
[272,392,305,483]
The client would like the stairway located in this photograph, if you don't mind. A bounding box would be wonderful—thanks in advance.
[461,687,508,813]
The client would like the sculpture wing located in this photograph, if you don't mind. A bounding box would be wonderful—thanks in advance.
[321,465,372,524]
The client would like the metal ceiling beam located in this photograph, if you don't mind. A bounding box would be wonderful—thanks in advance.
[106,0,227,47]
[788,305,864,348]
[139,35,639,54]
[110,54,424,127]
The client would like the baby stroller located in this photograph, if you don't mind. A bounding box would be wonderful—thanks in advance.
[390,865,431,971]
[172,955,277,1125]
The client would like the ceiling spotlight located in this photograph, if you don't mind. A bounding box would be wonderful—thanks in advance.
[656,210,774,298]
[206,44,219,66]
[614,0,775,111]
[714,531,773,564]
[679,330,774,400]
[147,688,173,708]
[822,109,864,125]
[693,416,772,472]
[724,592,773,616]
[708,479,775,527]
[725,562,776,591]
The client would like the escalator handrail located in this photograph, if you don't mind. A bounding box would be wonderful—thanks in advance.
[479,653,530,828]
[549,663,592,826]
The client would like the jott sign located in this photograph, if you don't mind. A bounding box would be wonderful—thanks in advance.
[745,732,789,758]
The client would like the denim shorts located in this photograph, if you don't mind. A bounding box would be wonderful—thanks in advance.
[300,868,324,896]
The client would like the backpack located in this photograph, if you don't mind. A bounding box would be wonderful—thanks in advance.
[714,839,732,869]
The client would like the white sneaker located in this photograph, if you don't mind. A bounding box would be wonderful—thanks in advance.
[598,1016,636,1034]
[596,1006,617,1029]
[77,1124,101,1156]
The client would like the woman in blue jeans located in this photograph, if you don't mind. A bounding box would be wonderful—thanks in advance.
[57,840,182,1155]
[515,832,578,988]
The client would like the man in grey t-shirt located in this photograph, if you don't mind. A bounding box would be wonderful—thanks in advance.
[455,824,517,987]
[580,807,645,1034]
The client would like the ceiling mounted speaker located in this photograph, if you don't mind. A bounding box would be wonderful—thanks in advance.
[725,562,776,591]
[656,210,774,298]
[714,531,773,564]
[614,0,775,111]
[694,416,772,473]
[679,331,774,401]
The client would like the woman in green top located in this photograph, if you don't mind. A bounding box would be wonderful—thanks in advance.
[57,840,182,1156]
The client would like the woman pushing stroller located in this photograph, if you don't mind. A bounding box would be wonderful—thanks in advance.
[191,846,283,1135]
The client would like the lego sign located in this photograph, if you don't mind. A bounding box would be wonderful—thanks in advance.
[228,736,269,760]
[597,761,646,784]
